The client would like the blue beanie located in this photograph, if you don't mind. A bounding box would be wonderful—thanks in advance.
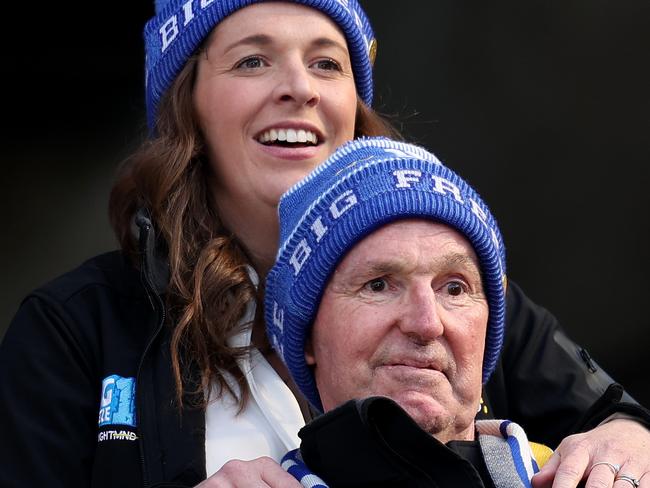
[144,0,376,129]
[265,137,508,411]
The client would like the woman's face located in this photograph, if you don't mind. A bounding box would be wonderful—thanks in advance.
[194,2,358,216]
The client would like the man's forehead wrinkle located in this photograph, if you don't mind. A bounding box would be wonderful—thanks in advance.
[344,251,481,278]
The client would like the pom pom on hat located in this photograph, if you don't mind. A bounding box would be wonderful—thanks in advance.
[265,137,508,411]
[144,0,376,130]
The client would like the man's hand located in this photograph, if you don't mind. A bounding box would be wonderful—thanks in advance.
[196,457,303,487]
[532,419,650,488]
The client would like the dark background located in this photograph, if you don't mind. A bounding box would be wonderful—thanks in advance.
[2,1,648,406]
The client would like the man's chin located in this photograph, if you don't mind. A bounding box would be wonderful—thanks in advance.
[390,392,451,432]
[389,392,472,443]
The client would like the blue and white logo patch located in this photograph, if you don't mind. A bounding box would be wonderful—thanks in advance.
[98,375,137,427]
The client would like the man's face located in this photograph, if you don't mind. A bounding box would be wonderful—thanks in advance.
[306,219,488,443]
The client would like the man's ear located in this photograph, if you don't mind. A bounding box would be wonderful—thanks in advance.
[305,337,316,365]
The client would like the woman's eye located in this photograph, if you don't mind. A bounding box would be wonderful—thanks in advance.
[446,281,466,297]
[313,58,341,71]
[236,56,265,69]
[365,278,388,293]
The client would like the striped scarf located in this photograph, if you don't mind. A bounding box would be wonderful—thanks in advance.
[475,419,550,487]
[282,419,552,488]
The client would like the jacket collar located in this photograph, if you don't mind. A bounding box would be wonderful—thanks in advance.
[135,208,170,295]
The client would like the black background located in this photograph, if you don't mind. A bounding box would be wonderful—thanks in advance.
[2,1,648,405]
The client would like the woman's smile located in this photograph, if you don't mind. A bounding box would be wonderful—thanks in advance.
[254,121,325,160]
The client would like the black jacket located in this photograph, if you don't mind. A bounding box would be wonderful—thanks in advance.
[296,393,636,488]
[296,396,498,488]
[1,220,648,487]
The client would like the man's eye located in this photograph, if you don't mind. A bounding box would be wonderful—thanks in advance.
[446,281,465,297]
[365,278,387,293]
[236,56,265,69]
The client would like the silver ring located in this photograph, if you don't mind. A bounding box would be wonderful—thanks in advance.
[591,461,621,475]
[615,474,640,488]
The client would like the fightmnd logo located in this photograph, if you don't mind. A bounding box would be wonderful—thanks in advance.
[98,375,137,427]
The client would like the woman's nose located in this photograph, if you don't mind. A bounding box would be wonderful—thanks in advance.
[397,285,444,343]
[273,61,320,107]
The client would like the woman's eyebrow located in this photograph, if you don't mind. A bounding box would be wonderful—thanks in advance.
[223,34,273,54]
[311,37,349,54]
[223,35,349,55]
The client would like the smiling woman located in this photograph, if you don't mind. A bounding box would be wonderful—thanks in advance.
[192,4,357,269]
[109,2,393,432]
[0,1,397,487]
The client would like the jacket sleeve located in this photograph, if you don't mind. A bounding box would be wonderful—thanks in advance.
[483,280,649,448]
[0,293,98,487]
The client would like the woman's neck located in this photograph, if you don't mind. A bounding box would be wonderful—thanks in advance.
[213,194,279,277]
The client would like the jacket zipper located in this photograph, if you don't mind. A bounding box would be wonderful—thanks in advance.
[136,220,167,488]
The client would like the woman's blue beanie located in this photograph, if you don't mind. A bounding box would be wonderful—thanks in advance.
[144,0,376,129]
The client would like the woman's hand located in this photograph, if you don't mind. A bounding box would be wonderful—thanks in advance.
[532,419,650,488]
[196,457,303,487]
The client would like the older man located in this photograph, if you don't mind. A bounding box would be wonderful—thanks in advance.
[266,138,553,487]
[305,217,492,443]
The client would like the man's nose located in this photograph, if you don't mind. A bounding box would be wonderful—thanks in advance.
[273,60,320,107]
[397,285,444,343]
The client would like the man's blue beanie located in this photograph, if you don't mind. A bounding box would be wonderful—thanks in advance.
[265,137,508,411]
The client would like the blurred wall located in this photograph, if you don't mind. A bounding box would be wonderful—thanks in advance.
[2,1,648,405]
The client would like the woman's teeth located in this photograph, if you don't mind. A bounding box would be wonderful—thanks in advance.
[257,128,318,145]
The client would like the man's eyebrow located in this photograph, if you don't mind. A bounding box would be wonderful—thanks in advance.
[351,252,481,278]
[441,253,481,272]
[429,253,483,279]
[352,260,407,278]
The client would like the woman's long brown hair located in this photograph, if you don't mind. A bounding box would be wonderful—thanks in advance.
[109,54,401,410]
